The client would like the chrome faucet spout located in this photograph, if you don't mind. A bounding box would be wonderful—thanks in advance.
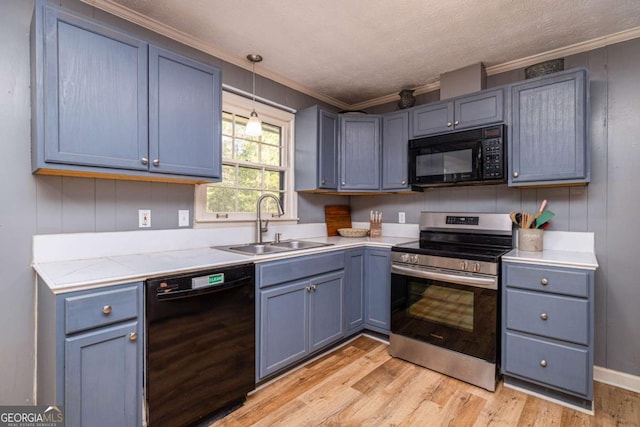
[256,194,284,244]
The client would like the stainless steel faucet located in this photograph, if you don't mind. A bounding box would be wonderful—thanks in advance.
[256,194,284,243]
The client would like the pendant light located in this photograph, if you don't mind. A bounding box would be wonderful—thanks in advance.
[246,53,263,137]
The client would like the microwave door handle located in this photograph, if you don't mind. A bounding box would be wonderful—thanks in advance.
[391,264,498,290]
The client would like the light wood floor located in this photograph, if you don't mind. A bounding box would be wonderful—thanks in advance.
[211,336,640,426]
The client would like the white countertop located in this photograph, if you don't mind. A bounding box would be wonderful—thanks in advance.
[502,248,598,270]
[503,230,599,270]
[33,235,415,294]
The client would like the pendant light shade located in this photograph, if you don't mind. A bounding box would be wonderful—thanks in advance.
[246,54,263,137]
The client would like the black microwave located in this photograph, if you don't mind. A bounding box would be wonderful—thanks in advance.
[408,124,506,190]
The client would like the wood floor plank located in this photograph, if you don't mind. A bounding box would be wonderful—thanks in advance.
[210,336,640,427]
[515,394,563,426]
[473,381,531,427]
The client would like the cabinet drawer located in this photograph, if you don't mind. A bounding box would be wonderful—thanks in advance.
[257,251,344,288]
[504,332,590,397]
[506,289,589,345]
[504,263,590,297]
[65,285,139,334]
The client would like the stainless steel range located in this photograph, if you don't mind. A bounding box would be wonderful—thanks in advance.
[390,212,513,391]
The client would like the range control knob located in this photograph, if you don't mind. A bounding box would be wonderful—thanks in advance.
[400,253,410,263]
[460,261,468,270]
[473,263,481,272]
[410,254,419,264]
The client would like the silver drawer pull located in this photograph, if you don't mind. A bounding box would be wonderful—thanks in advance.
[141,157,149,165]
[446,122,452,127]
[540,313,548,321]
[129,332,138,341]
[102,305,112,315]
[540,360,548,368]
[153,159,160,166]
[454,120,460,126]
[540,278,549,285]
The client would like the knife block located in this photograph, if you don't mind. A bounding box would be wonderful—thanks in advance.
[369,221,382,238]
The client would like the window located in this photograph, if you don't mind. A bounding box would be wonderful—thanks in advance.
[195,92,297,225]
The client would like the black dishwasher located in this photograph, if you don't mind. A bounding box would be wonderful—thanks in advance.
[145,263,255,426]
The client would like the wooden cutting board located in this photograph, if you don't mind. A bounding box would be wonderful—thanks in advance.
[324,205,352,236]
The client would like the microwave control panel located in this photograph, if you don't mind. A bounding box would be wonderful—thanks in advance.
[482,138,504,179]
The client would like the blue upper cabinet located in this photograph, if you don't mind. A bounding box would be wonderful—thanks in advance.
[31,1,222,182]
[294,106,338,191]
[382,110,409,190]
[149,46,221,179]
[410,89,504,138]
[509,69,589,186]
[35,4,149,171]
[340,115,381,191]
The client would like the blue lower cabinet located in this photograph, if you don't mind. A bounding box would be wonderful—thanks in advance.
[257,254,345,381]
[65,322,141,427]
[364,248,391,333]
[37,280,143,427]
[502,261,595,409]
[344,249,365,333]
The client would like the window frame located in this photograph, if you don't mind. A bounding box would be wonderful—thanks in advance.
[194,91,298,226]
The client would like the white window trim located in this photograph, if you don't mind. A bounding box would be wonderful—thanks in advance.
[194,91,298,227]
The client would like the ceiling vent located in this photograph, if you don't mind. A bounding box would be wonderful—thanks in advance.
[439,63,486,100]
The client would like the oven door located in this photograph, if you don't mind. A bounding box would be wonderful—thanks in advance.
[409,140,482,185]
[391,263,498,363]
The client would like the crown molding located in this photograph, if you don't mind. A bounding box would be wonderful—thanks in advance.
[81,1,640,110]
[486,25,640,76]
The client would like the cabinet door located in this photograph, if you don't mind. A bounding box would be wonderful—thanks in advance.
[259,281,309,378]
[149,46,222,178]
[509,69,588,186]
[365,248,391,333]
[41,6,148,170]
[382,111,409,190]
[410,101,454,138]
[318,110,339,189]
[309,271,345,352]
[65,321,141,427]
[454,89,504,130]
[340,116,381,190]
[344,249,365,332]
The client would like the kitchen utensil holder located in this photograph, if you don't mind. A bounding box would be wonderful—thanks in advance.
[369,221,382,238]
[518,228,543,251]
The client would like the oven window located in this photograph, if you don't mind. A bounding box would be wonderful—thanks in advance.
[408,282,473,332]
[416,150,472,176]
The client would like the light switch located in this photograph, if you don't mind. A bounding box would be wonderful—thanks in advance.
[179,210,190,227]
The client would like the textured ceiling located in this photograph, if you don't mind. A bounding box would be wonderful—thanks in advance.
[99,0,640,107]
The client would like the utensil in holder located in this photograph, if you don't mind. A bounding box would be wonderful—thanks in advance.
[518,228,543,251]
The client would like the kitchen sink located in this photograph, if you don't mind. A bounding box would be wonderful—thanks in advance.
[216,240,333,256]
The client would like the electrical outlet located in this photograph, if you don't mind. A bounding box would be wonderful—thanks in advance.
[139,209,151,228]
[178,210,189,227]
[398,212,406,224]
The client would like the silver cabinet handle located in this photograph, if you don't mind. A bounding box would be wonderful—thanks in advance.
[141,157,149,165]
[129,332,138,341]
[454,120,460,126]
[401,180,406,185]
[446,122,452,127]
[541,278,549,285]
[305,286,311,292]
[540,360,548,368]
[153,159,160,166]
[341,181,346,186]
[540,313,548,321]
[311,284,317,291]
[513,171,519,178]
[321,179,326,184]
[102,305,112,315]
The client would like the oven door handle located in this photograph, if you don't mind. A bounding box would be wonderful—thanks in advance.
[391,264,498,290]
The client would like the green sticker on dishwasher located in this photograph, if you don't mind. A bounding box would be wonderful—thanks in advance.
[209,273,224,285]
